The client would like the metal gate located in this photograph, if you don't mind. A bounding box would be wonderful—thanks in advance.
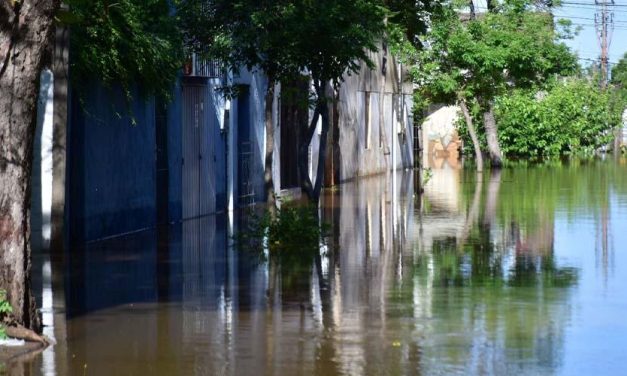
[182,83,217,219]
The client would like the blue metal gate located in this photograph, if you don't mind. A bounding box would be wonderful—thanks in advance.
[182,83,218,219]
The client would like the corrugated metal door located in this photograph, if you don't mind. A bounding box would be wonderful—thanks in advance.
[182,84,216,219]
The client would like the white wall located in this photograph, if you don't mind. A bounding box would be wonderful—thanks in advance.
[32,69,54,250]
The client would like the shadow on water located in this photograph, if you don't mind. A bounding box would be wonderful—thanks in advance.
[5,158,627,375]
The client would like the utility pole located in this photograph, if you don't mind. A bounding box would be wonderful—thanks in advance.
[595,0,614,88]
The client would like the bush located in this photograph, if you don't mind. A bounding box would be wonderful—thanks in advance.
[456,80,622,159]
[237,202,329,262]
[495,80,620,158]
[0,289,12,340]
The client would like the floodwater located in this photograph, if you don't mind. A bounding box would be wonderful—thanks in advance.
[7,159,627,375]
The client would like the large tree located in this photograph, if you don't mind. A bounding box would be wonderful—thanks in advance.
[415,0,576,168]
[1,0,61,332]
[1,0,181,331]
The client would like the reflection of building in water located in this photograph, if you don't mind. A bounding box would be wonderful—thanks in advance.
[408,168,575,375]
[30,169,586,376]
[595,201,614,284]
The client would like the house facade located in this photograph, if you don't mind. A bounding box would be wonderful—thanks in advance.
[32,42,415,243]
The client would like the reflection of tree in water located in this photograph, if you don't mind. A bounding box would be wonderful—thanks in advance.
[407,166,583,375]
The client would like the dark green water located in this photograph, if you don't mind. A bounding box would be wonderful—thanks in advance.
[8,159,627,375]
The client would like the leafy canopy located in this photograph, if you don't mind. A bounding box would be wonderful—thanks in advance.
[415,0,577,106]
[611,52,627,104]
[179,0,387,86]
[65,0,183,101]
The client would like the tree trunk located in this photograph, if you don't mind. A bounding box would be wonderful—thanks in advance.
[312,82,330,204]
[0,0,59,331]
[298,83,321,201]
[459,99,483,172]
[613,126,622,157]
[483,102,503,168]
[264,81,276,209]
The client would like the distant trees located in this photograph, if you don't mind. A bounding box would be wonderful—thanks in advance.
[414,0,577,169]
[608,52,627,152]
[610,52,627,99]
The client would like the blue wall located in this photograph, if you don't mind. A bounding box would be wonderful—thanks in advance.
[166,79,183,223]
[67,83,158,242]
[66,76,229,242]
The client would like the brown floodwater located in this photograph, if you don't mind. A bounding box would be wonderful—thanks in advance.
[5,159,627,375]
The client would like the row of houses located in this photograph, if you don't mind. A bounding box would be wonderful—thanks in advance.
[32,37,417,244]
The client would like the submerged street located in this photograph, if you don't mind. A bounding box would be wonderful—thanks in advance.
[13,159,627,375]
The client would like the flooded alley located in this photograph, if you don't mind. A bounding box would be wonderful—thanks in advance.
[10,159,627,375]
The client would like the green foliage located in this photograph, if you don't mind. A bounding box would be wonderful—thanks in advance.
[494,80,619,158]
[238,202,329,262]
[422,168,434,185]
[611,52,627,100]
[0,290,11,316]
[384,0,437,48]
[0,289,11,340]
[65,0,183,102]
[610,52,627,123]
[181,0,387,87]
[414,0,577,109]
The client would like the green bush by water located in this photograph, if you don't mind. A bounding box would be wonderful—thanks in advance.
[237,202,329,262]
[0,289,12,340]
[457,79,622,159]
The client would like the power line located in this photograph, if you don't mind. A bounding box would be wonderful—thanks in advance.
[554,14,627,24]
[561,1,627,7]
[557,4,627,13]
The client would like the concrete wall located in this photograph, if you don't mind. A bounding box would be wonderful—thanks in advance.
[271,43,416,194]
[229,69,268,207]
[421,105,463,169]
[331,45,415,182]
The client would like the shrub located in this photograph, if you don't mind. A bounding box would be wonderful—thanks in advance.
[237,202,329,262]
[495,80,620,158]
[0,289,12,340]
[457,79,622,159]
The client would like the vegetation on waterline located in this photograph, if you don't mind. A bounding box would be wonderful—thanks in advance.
[0,290,13,340]
[456,79,621,159]
[237,202,330,262]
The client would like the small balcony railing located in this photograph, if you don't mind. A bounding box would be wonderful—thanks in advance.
[183,54,224,78]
